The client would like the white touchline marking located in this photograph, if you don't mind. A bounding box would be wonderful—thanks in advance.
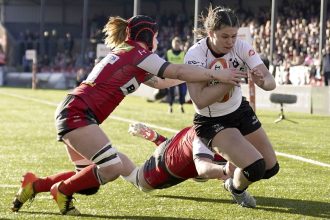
[275,152,330,168]
[1,90,330,168]
[0,184,19,188]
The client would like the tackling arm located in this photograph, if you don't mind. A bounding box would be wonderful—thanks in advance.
[194,157,230,180]
[128,123,167,146]
[143,75,184,89]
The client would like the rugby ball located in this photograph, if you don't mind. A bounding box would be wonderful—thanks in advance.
[208,58,232,102]
[208,58,228,86]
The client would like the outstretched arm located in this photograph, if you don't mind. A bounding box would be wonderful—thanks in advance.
[128,123,167,146]
[143,75,184,89]
[194,157,231,180]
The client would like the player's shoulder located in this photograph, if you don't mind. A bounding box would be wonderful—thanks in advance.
[186,38,207,55]
[234,38,250,49]
[184,38,207,64]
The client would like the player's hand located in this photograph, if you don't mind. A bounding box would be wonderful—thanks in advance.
[249,68,265,87]
[128,123,157,141]
[216,69,247,86]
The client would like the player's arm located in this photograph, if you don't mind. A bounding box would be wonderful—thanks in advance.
[239,40,276,91]
[128,123,167,146]
[143,75,184,89]
[192,137,231,180]
[250,63,276,91]
[138,53,246,85]
[194,157,230,180]
[187,81,234,109]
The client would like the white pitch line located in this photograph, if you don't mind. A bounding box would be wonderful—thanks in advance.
[275,152,330,168]
[1,90,330,168]
[0,184,19,188]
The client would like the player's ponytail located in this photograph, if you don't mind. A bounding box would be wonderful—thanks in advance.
[103,16,128,49]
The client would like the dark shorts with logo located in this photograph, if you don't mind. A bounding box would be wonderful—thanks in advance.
[55,94,99,141]
[193,98,261,146]
[143,139,185,189]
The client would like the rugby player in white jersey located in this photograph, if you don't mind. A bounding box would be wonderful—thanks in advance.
[184,5,279,208]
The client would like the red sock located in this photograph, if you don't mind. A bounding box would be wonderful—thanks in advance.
[58,164,100,196]
[33,171,76,193]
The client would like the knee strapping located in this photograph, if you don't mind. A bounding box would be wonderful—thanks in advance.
[91,143,121,168]
[90,143,122,184]
[263,162,280,179]
[242,158,266,182]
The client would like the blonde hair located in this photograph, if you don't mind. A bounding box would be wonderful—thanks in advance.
[103,16,128,48]
[194,5,239,39]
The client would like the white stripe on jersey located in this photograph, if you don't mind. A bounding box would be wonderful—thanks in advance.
[137,53,167,77]
[184,38,263,117]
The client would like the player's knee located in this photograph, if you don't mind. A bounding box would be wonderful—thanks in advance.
[91,143,122,184]
[262,162,280,179]
[76,186,100,195]
[242,158,266,182]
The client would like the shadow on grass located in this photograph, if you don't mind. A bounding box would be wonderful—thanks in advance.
[19,211,199,219]
[155,195,233,204]
[156,194,330,219]
[254,196,330,219]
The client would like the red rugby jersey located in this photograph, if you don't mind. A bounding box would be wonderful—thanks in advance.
[165,127,215,179]
[71,40,168,123]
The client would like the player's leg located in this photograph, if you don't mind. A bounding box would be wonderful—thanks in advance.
[11,144,83,212]
[178,83,187,113]
[244,127,279,179]
[212,128,264,190]
[50,124,123,215]
[167,86,175,113]
[11,170,76,212]
[212,128,265,208]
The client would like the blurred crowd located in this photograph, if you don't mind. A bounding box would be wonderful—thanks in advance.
[6,0,330,86]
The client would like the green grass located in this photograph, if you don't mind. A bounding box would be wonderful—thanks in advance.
[0,87,329,220]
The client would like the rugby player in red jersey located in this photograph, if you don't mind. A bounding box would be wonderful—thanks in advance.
[122,123,235,191]
[12,14,246,215]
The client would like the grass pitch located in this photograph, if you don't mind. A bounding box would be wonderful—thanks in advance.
[0,87,329,220]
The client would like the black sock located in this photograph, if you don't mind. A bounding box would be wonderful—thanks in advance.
[230,181,247,194]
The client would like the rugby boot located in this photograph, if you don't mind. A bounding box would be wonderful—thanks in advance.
[50,182,80,215]
[224,178,256,208]
[11,172,38,212]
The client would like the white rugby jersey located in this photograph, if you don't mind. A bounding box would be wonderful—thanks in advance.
[184,38,263,117]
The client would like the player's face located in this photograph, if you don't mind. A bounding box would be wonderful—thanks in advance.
[209,26,238,54]
[152,32,159,52]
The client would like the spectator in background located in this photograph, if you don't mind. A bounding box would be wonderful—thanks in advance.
[49,29,58,60]
[321,45,330,86]
[75,67,88,87]
[64,32,74,56]
[0,45,6,66]
[165,37,187,113]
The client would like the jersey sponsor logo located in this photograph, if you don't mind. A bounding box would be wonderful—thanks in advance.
[186,60,205,67]
[229,57,240,68]
[138,49,148,56]
[120,78,140,95]
[212,124,224,133]
[248,49,256,57]
[108,54,119,64]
